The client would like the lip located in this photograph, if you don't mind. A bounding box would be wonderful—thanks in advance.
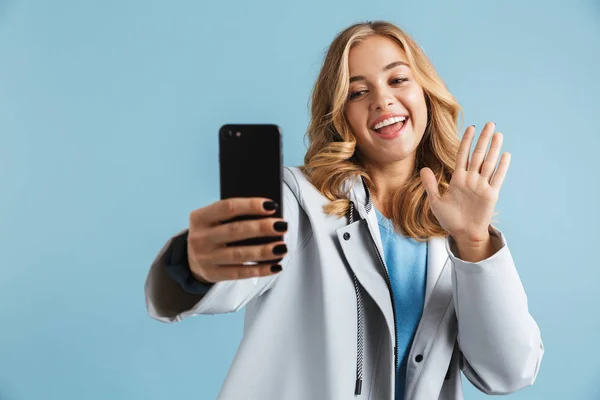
[369,113,409,130]
[371,118,409,140]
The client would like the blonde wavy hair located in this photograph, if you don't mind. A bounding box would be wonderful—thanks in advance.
[301,21,463,241]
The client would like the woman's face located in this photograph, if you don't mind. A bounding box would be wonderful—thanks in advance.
[345,35,428,167]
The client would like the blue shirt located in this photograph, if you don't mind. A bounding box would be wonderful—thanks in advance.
[374,207,428,400]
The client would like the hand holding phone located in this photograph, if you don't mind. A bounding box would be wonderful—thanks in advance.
[186,124,286,284]
[187,198,287,284]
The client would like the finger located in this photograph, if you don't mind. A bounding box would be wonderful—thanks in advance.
[419,167,441,202]
[208,241,288,265]
[490,152,511,189]
[191,197,278,226]
[468,122,496,173]
[456,125,476,171]
[216,263,284,281]
[480,132,503,180]
[208,218,287,245]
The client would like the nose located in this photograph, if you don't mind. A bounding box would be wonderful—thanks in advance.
[370,87,395,111]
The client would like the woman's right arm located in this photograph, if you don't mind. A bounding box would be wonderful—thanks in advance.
[144,183,302,323]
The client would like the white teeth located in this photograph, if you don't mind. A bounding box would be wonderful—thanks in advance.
[373,116,407,130]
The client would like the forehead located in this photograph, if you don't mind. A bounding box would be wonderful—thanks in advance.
[348,35,409,75]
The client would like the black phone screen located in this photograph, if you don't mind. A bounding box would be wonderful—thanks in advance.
[218,124,283,247]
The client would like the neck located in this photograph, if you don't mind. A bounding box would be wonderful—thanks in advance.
[363,157,415,218]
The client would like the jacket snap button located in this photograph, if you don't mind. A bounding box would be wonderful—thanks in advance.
[343,232,351,240]
[415,354,423,363]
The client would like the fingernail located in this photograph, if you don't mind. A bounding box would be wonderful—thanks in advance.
[274,221,288,232]
[263,201,278,211]
[273,244,287,255]
[270,264,282,273]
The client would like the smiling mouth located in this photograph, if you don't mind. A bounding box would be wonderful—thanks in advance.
[371,116,408,135]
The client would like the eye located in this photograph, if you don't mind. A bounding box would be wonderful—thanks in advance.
[348,90,367,100]
[390,77,409,85]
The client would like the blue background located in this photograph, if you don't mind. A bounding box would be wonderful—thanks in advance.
[1,0,598,399]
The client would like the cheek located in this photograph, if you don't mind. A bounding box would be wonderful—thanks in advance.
[345,103,367,132]
[404,90,428,125]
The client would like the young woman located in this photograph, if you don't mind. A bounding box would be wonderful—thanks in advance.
[145,21,543,400]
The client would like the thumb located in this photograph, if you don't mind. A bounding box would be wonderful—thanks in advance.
[420,167,441,203]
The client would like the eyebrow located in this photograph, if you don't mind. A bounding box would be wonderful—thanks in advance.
[349,61,409,83]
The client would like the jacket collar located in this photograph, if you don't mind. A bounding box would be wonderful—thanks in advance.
[345,174,449,306]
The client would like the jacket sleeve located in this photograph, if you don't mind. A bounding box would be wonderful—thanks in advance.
[447,225,544,395]
[144,181,305,323]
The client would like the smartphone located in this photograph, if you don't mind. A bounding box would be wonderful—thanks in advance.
[218,124,283,249]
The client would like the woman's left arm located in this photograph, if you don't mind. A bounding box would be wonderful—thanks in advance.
[447,225,544,394]
[420,122,543,394]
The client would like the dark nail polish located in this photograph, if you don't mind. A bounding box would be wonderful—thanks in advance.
[274,221,288,232]
[270,264,282,273]
[273,244,287,255]
[263,201,278,211]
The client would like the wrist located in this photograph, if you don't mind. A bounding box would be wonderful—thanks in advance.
[190,266,214,285]
[452,234,495,263]
[451,226,492,248]
[170,230,215,286]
